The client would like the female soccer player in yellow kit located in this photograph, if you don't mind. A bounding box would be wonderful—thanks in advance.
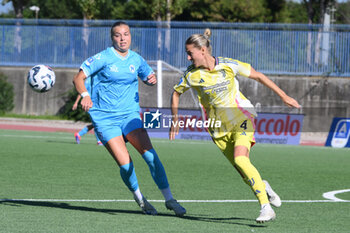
[169,29,300,223]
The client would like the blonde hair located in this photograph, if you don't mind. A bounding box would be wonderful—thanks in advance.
[186,28,212,55]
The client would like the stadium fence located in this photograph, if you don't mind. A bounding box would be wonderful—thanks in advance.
[0,19,349,77]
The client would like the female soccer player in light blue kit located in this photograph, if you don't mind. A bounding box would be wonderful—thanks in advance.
[73,21,185,216]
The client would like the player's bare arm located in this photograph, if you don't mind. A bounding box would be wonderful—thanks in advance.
[73,70,92,112]
[169,91,181,140]
[72,95,81,110]
[249,67,301,109]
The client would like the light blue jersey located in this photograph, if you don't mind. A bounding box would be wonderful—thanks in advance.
[80,47,153,143]
[80,47,153,115]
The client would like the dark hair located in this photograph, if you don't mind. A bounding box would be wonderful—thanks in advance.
[185,28,212,54]
[110,21,129,39]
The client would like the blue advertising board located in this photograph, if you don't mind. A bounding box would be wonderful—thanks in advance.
[325,118,350,148]
[141,108,304,145]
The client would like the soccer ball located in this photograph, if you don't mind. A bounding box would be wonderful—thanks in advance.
[27,64,56,92]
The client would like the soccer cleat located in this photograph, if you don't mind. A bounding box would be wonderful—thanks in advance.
[263,180,282,208]
[97,141,103,146]
[165,199,186,216]
[256,204,276,223]
[135,197,158,215]
[74,132,81,144]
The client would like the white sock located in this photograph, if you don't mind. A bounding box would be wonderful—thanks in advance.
[133,188,143,202]
[160,187,173,201]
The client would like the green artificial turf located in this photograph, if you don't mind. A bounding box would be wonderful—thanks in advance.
[1,130,349,233]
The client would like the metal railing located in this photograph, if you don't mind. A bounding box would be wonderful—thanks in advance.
[1,19,349,76]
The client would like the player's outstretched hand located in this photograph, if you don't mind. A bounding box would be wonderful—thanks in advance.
[282,95,301,109]
[81,96,93,112]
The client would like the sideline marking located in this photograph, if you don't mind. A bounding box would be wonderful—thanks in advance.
[1,131,343,147]
[322,189,350,202]
[0,199,349,203]
[0,133,210,145]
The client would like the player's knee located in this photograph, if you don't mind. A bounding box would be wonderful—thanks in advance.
[142,148,159,165]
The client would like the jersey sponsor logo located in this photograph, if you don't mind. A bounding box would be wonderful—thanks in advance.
[202,80,230,94]
[203,80,230,91]
[129,64,135,73]
[109,65,118,72]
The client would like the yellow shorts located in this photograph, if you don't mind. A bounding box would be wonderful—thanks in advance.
[212,118,255,164]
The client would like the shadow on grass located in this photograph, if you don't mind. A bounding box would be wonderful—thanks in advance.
[0,199,142,216]
[0,199,266,228]
[180,215,266,228]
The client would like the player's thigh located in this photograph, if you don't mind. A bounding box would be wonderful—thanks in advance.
[212,134,235,166]
[94,123,123,145]
[233,118,255,156]
[122,112,153,154]
[126,128,153,154]
[105,136,131,166]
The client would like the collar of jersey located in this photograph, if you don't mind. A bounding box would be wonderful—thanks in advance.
[195,57,219,72]
[214,56,219,66]
[110,47,130,60]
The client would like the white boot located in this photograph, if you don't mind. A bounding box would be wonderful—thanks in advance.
[264,180,282,207]
[256,203,276,223]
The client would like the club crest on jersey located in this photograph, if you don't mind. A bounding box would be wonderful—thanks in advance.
[129,65,135,73]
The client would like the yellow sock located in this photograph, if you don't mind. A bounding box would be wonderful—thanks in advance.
[234,155,269,205]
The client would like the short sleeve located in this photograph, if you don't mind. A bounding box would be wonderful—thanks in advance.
[137,56,154,81]
[236,60,251,77]
[80,52,106,78]
[174,75,190,94]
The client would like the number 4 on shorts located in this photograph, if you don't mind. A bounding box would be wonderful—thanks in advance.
[240,120,247,130]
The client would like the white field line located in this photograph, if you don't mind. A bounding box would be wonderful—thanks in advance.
[0,134,95,141]
[1,189,349,203]
[0,199,349,203]
[323,189,350,202]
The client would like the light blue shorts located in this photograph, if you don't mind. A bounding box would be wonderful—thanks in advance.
[89,111,142,145]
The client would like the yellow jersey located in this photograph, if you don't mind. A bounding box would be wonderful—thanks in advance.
[174,57,257,138]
